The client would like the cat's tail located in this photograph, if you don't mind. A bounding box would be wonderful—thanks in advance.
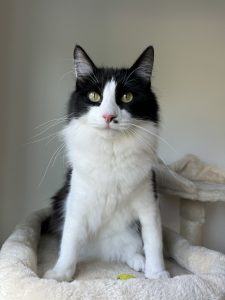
[40,210,61,238]
[41,215,52,235]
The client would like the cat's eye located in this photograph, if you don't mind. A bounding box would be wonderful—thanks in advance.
[121,92,133,103]
[88,91,101,102]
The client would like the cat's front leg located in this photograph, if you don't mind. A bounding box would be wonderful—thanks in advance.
[136,193,170,279]
[43,216,79,281]
[44,192,86,282]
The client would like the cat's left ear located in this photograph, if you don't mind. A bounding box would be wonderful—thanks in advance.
[73,45,96,79]
[130,46,154,81]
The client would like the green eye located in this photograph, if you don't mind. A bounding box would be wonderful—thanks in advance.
[121,92,133,103]
[88,91,101,102]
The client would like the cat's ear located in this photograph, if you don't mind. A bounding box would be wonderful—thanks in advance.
[73,45,96,79]
[130,46,154,81]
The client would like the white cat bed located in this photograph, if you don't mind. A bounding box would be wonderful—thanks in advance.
[1,155,225,300]
[155,154,225,245]
[0,209,225,300]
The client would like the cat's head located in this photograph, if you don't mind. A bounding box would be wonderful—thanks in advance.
[68,45,159,138]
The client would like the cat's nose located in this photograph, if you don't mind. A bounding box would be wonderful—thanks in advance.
[102,114,117,124]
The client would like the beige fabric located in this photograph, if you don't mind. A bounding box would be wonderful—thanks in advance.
[170,154,225,184]
[0,209,225,300]
[155,154,225,201]
[1,155,225,299]
[156,154,225,245]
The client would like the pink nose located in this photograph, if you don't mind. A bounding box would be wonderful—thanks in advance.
[103,114,117,123]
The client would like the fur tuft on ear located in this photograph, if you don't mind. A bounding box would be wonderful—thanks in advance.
[130,46,154,81]
[73,45,96,79]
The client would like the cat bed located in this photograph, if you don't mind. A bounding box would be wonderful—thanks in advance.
[1,154,225,300]
[0,210,225,300]
[155,154,225,245]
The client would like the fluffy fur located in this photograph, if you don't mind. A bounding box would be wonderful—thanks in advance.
[43,45,169,281]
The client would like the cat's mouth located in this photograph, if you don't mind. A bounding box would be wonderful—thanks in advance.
[89,117,130,133]
[103,119,128,132]
[101,123,118,131]
[91,121,124,134]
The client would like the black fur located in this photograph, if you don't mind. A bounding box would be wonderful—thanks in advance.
[152,169,158,201]
[68,45,159,124]
[41,169,72,236]
[42,45,160,236]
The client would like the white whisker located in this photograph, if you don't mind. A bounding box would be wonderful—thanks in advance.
[63,154,67,168]
[34,113,73,130]
[123,66,146,85]
[35,118,64,129]
[120,123,178,180]
[26,132,59,145]
[127,127,157,160]
[129,123,178,154]
[52,145,65,167]
[38,144,65,187]
[32,119,66,139]
[45,134,58,146]
[59,69,75,82]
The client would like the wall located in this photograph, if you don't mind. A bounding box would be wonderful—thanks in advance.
[0,0,225,252]
[0,0,12,243]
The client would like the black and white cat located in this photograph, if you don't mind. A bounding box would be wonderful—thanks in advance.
[43,45,169,281]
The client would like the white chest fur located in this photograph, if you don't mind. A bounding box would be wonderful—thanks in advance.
[64,120,156,193]
[44,118,168,282]
[62,118,157,228]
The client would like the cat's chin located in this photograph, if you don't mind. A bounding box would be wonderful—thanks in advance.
[94,125,122,139]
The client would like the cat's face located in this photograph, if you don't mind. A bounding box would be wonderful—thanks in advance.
[68,45,159,137]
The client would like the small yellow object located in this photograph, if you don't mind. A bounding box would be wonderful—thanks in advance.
[117,273,136,280]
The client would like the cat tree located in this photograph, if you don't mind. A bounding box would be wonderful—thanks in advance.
[0,154,225,300]
[155,154,225,246]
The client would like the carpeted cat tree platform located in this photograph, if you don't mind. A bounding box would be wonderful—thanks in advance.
[1,155,225,300]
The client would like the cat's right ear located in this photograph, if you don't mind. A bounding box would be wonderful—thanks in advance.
[73,45,96,79]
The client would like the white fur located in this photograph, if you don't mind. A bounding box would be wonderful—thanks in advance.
[100,80,118,117]
[44,79,169,281]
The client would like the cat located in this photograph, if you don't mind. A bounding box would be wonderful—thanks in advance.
[43,45,170,281]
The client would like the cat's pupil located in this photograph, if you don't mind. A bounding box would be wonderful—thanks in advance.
[88,91,101,102]
[121,92,133,103]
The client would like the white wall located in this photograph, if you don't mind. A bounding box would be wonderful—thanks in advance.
[1,0,225,252]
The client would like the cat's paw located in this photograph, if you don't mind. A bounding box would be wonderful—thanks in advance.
[43,266,75,282]
[127,254,145,272]
[145,270,170,280]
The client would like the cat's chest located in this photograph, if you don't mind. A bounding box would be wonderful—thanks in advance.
[66,129,154,225]
[65,125,154,196]
[72,138,151,189]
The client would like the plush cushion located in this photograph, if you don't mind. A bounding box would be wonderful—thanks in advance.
[0,209,225,300]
